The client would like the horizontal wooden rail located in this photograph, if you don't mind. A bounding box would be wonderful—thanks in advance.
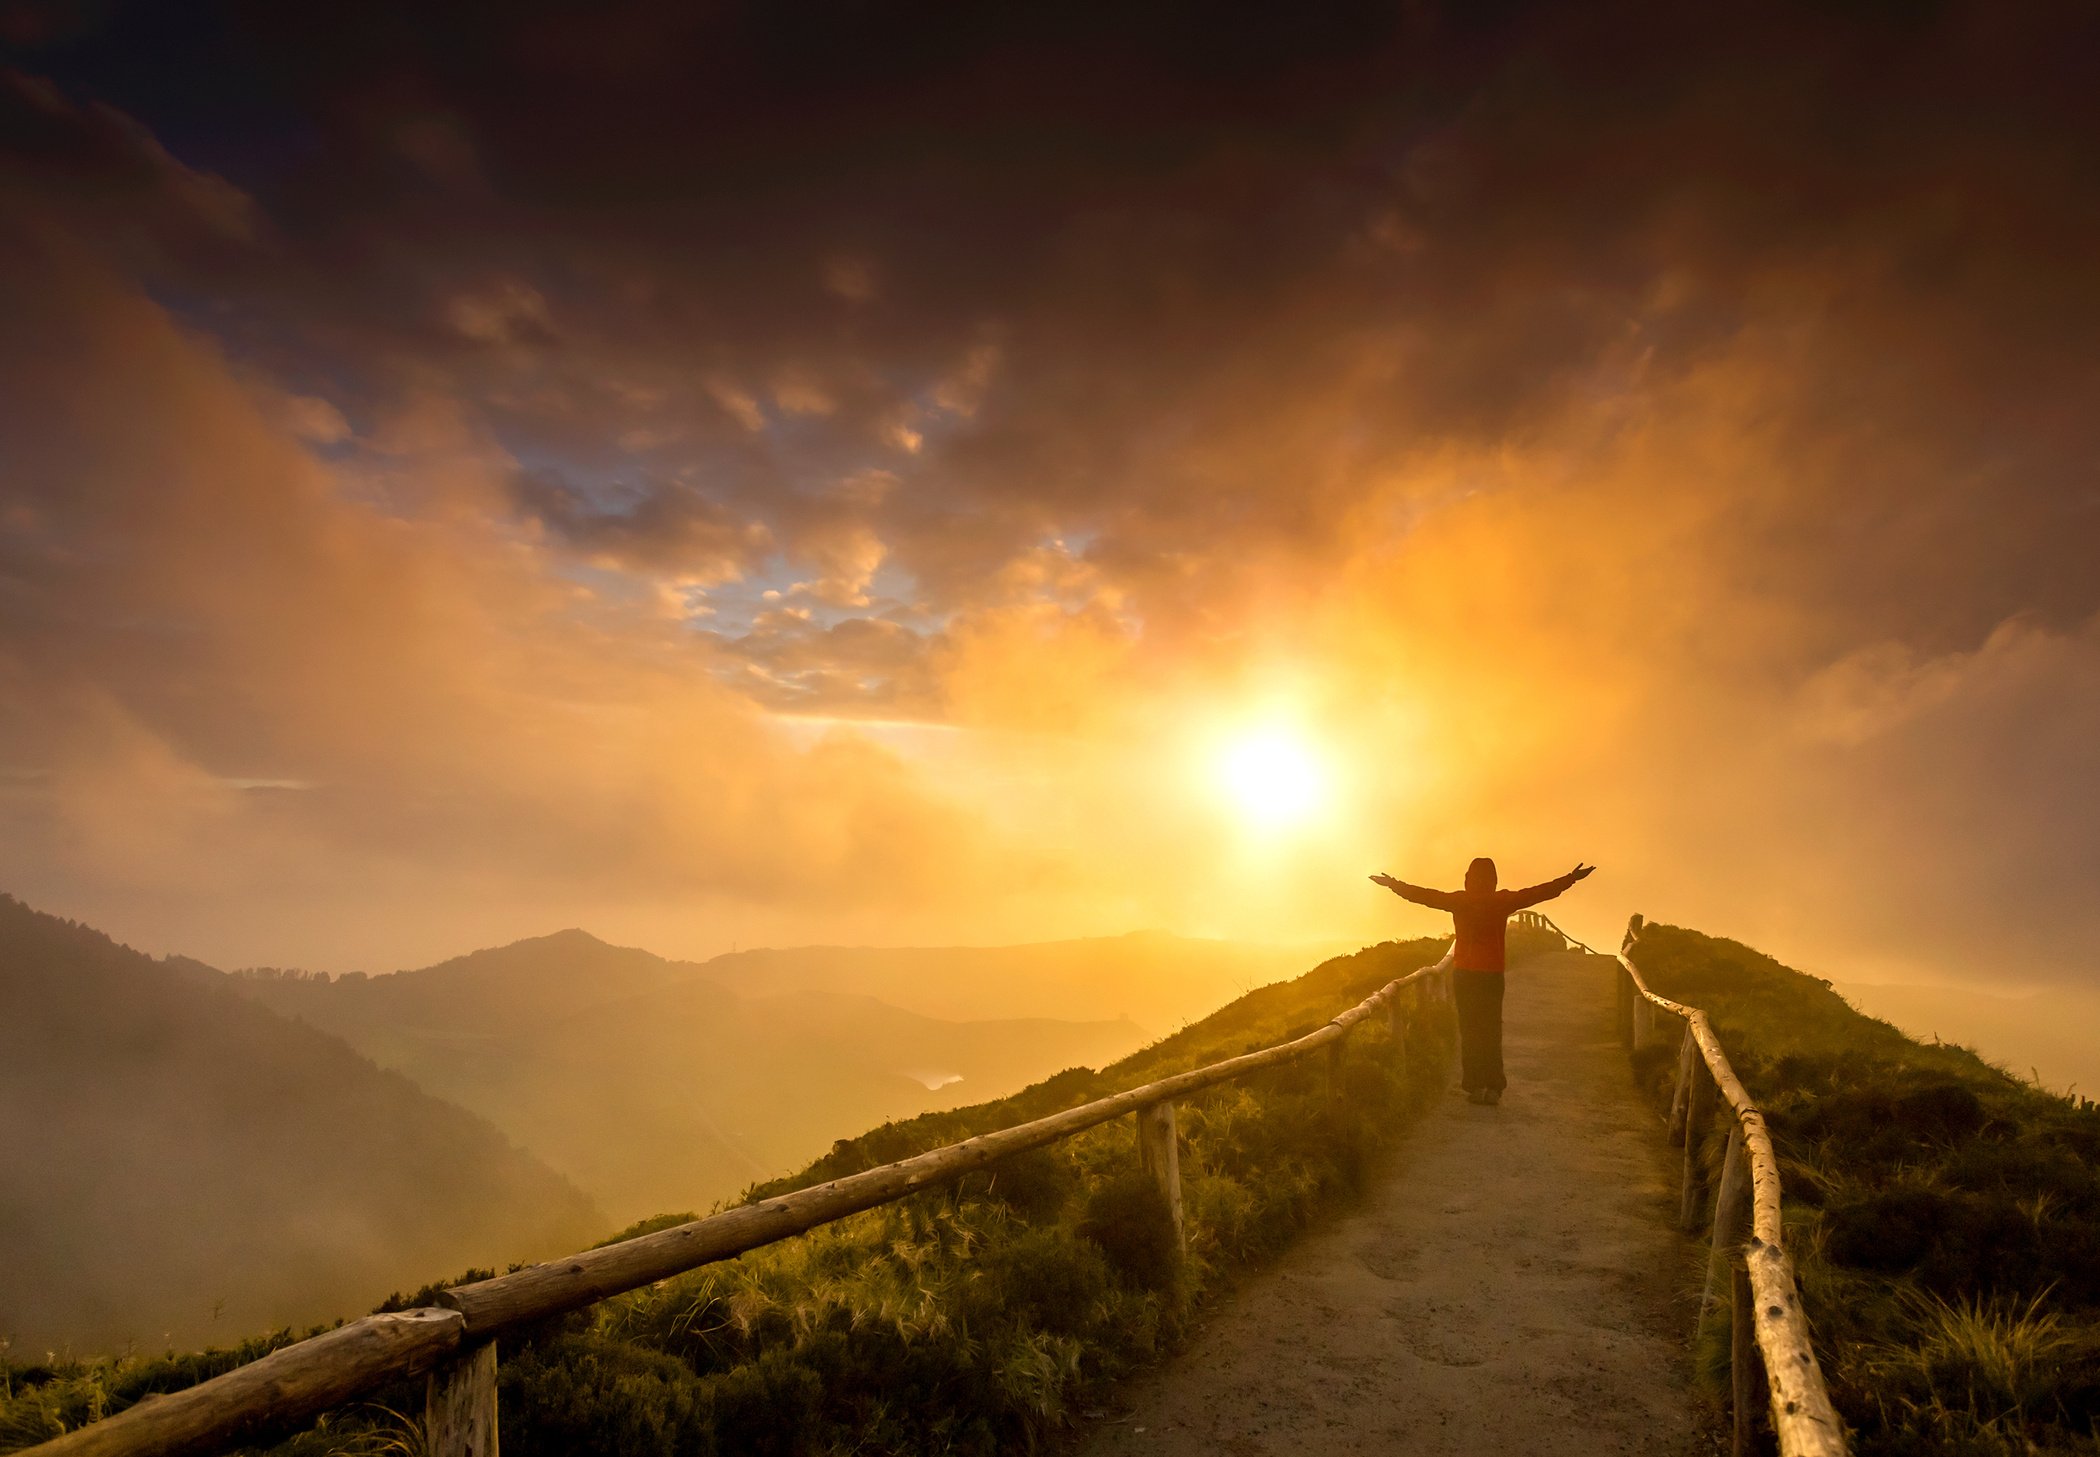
[23,943,1457,1457]
[1524,912,1846,1457]
[11,1312,466,1457]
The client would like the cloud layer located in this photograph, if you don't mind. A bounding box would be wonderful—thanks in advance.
[2,0,2096,981]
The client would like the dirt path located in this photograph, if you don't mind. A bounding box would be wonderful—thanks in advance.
[1071,951,1710,1457]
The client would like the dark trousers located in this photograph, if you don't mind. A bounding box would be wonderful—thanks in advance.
[1453,970,1507,1093]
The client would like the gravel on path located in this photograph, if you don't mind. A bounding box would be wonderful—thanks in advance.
[1069,951,1713,1457]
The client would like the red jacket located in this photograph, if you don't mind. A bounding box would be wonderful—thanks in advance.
[1385,872,1579,972]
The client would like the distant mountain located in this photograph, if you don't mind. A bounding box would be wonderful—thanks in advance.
[229,929,1297,1223]
[700,930,1330,1032]
[0,896,602,1355]
[232,926,695,1066]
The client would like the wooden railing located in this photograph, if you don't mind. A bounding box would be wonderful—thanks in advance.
[1515,910,1847,1457]
[22,944,1459,1457]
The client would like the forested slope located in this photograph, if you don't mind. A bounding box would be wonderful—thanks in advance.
[0,896,602,1354]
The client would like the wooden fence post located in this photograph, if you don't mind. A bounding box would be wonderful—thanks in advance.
[1326,1034,1347,1100]
[1700,1123,1764,1452]
[1703,1126,1750,1326]
[1616,967,1634,1048]
[1386,998,1409,1087]
[1667,1025,1695,1144]
[1680,1059,1716,1232]
[1632,993,1655,1051]
[1731,1260,1767,1457]
[426,1340,498,1457]
[1136,1100,1185,1252]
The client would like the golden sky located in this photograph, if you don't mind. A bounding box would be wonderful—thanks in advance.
[1,2,2096,981]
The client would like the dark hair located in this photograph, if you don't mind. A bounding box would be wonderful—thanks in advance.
[1465,857,1497,890]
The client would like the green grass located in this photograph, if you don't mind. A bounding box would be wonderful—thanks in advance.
[3,934,1472,1457]
[1627,921,2100,1456]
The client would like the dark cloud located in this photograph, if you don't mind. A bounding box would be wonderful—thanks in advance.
[16,2,2094,641]
[510,466,771,580]
[0,64,260,253]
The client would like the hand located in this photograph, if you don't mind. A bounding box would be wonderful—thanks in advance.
[1569,863,1596,881]
[1369,873,1400,890]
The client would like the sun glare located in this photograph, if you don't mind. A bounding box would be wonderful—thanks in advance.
[1215,729,1328,830]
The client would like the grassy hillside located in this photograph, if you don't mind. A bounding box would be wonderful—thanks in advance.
[232,931,1151,1222]
[1,934,1456,1456]
[1628,921,2100,1456]
[0,896,603,1356]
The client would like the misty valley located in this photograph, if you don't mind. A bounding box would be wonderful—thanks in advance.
[0,893,1313,1353]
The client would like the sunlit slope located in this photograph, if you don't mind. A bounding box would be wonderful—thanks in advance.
[0,896,602,1355]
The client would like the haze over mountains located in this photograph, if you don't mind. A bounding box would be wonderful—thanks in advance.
[701,932,1323,1029]
[0,896,600,1355]
[232,929,1318,1222]
[5,892,1319,1352]
[1832,979,2100,1102]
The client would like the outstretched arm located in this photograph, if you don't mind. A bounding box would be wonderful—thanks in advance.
[1507,863,1596,909]
[1369,873,1460,911]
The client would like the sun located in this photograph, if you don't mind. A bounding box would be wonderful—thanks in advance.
[1214,728,1329,830]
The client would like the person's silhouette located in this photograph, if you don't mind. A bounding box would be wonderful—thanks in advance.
[1370,859,1595,1104]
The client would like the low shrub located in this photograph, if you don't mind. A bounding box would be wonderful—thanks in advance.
[1079,1171,1180,1292]
[502,1334,713,1457]
[979,1146,1078,1225]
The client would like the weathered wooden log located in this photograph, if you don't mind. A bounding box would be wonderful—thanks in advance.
[426,1341,498,1457]
[1136,1100,1185,1252]
[23,1311,464,1457]
[1732,1260,1762,1457]
[1667,1025,1695,1143]
[1747,1238,1847,1457]
[1325,1034,1347,1099]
